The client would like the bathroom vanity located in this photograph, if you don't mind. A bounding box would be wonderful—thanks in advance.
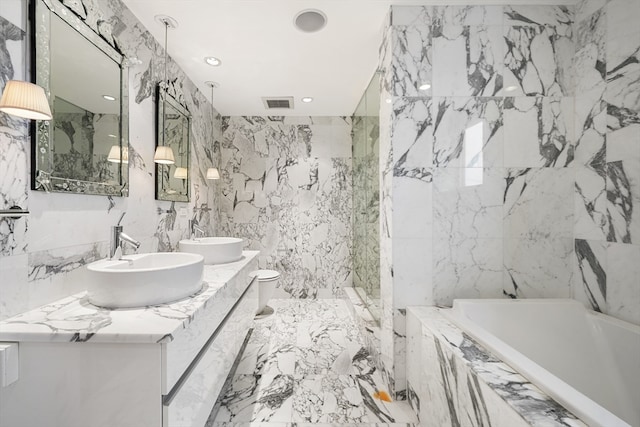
[0,251,259,427]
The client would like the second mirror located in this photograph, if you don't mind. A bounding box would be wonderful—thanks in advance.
[155,86,190,202]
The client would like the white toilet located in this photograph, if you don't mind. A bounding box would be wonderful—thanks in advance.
[251,269,280,315]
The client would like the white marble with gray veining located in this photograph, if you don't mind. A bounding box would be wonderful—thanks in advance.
[0,251,258,343]
[572,0,640,327]
[209,299,417,426]
[407,306,587,427]
[219,116,352,300]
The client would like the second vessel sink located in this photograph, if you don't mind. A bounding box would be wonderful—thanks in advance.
[86,252,204,308]
[179,237,243,264]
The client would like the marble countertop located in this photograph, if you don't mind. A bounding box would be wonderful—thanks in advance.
[0,251,259,344]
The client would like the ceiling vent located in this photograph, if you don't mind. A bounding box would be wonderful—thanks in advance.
[262,97,294,109]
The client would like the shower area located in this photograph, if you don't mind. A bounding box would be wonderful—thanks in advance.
[351,73,381,322]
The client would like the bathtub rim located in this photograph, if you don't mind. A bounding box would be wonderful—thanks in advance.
[442,298,636,427]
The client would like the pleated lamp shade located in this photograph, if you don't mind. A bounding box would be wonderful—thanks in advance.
[174,167,188,179]
[206,167,220,180]
[0,80,53,120]
[154,146,175,164]
[107,145,129,164]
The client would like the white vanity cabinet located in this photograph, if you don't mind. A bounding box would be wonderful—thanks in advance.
[0,251,259,427]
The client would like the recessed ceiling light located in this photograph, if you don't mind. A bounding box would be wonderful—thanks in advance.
[302,97,313,103]
[103,95,116,101]
[385,98,392,104]
[419,83,431,91]
[504,85,518,92]
[294,9,327,33]
[108,134,117,138]
[205,56,222,67]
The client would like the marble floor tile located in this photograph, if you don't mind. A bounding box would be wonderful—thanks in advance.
[236,343,297,376]
[211,299,418,426]
[292,375,369,423]
[292,425,416,427]
[208,423,289,427]
[215,374,295,423]
[356,371,417,424]
[208,424,416,427]
[294,346,353,376]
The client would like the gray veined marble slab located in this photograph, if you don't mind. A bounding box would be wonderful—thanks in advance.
[407,306,587,427]
[432,24,504,97]
[211,299,418,426]
[0,251,258,344]
[432,97,504,168]
[503,24,574,97]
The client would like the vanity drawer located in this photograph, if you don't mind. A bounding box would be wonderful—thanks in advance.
[162,257,257,393]
[163,279,257,427]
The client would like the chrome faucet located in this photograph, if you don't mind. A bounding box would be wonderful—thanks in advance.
[188,219,206,239]
[110,212,141,259]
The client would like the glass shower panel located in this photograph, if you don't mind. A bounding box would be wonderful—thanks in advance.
[352,73,380,323]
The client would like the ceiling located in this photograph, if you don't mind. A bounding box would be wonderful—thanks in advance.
[121,0,576,117]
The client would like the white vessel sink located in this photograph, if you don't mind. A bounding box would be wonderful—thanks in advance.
[86,252,204,308]
[179,237,244,264]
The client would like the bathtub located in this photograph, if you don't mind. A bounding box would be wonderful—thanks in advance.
[442,299,640,427]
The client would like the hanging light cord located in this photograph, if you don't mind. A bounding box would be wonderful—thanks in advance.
[163,19,169,90]
[210,85,214,121]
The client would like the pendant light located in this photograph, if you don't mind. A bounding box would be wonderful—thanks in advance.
[153,146,175,164]
[0,80,52,121]
[174,167,188,179]
[205,81,220,180]
[153,15,178,165]
[107,145,128,163]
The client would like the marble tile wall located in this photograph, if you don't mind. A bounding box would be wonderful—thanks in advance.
[218,116,352,299]
[0,0,221,320]
[377,2,639,400]
[572,0,640,325]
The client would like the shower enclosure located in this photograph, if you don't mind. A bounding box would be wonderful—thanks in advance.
[352,73,380,322]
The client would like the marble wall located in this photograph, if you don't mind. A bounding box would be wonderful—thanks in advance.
[0,0,221,320]
[219,116,352,299]
[378,1,640,399]
[572,0,640,326]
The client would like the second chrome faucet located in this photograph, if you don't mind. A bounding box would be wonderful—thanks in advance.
[188,219,206,239]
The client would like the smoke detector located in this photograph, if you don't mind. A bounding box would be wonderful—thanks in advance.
[294,9,327,33]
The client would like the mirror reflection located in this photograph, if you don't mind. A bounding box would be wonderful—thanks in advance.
[32,0,129,196]
[156,87,190,202]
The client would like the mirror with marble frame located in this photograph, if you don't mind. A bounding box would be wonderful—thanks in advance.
[31,0,129,196]
[155,85,190,202]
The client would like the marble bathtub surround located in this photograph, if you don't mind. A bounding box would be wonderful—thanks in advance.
[406,307,586,427]
[209,299,417,426]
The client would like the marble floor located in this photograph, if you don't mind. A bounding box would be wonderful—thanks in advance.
[206,299,417,427]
